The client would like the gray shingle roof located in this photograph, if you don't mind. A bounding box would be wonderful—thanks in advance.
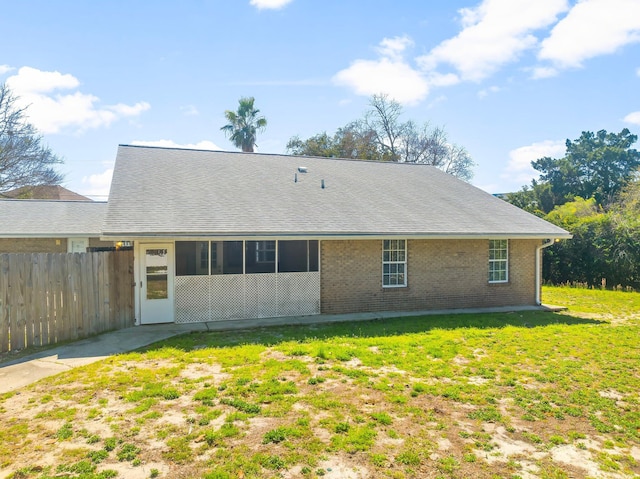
[2,185,91,201]
[103,145,570,239]
[0,200,107,237]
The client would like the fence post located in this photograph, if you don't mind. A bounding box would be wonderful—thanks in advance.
[0,254,9,353]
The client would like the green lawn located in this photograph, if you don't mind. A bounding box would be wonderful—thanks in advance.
[1,286,639,479]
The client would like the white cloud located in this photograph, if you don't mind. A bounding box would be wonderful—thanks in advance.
[418,0,569,82]
[623,111,640,125]
[427,95,447,109]
[426,72,460,87]
[0,64,14,76]
[376,36,414,61]
[538,0,640,69]
[81,167,113,199]
[250,0,293,10]
[531,66,559,79]
[7,66,79,93]
[333,36,429,105]
[181,105,199,116]
[131,139,222,150]
[478,85,500,98]
[108,102,150,116]
[5,66,149,134]
[502,139,565,185]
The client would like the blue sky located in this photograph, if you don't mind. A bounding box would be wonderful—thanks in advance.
[2,0,639,198]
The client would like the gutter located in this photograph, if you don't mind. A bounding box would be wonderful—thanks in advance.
[100,232,573,241]
[535,239,556,305]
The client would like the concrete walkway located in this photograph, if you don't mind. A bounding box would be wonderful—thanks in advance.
[0,304,557,394]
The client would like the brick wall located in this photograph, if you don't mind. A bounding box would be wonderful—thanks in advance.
[0,237,67,253]
[0,237,115,253]
[320,239,539,314]
[89,238,116,249]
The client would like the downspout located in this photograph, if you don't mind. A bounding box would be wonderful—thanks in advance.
[535,239,555,305]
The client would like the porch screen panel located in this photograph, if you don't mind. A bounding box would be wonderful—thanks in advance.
[278,240,307,272]
[278,240,319,273]
[246,241,276,274]
[309,240,319,272]
[176,241,209,276]
[211,241,243,275]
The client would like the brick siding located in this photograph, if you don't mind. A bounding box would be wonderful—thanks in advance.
[320,239,539,314]
[89,238,116,249]
[0,237,115,253]
[0,237,68,253]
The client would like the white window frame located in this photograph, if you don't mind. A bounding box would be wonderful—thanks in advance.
[382,239,407,288]
[488,239,508,283]
[67,237,88,253]
[255,240,276,263]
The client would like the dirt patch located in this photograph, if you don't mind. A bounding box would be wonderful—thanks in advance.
[2,334,639,479]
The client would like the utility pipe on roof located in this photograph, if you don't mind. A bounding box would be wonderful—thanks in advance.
[535,238,555,305]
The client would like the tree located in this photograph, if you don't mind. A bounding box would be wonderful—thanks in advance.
[220,97,267,152]
[287,120,380,160]
[286,94,474,181]
[0,83,63,194]
[506,128,640,288]
[531,129,640,212]
[542,196,640,289]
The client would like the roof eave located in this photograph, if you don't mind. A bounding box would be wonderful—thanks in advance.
[101,231,572,241]
[0,233,102,238]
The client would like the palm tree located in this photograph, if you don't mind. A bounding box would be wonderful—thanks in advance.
[220,97,267,152]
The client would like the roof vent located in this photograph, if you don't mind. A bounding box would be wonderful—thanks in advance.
[298,166,308,173]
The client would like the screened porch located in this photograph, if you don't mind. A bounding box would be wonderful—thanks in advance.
[173,240,320,323]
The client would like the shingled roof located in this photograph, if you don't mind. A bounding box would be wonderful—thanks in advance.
[103,145,570,239]
[2,185,91,201]
[0,200,106,237]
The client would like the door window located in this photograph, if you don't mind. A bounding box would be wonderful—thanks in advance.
[145,248,168,299]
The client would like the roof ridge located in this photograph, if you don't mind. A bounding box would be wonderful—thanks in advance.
[117,144,440,168]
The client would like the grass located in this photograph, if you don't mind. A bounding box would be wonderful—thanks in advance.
[1,285,639,478]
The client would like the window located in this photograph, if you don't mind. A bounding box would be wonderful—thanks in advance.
[255,241,276,263]
[488,239,508,283]
[145,248,168,299]
[382,239,407,287]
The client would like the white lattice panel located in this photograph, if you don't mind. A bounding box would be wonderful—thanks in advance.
[277,272,321,316]
[174,272,321,323]
[210,275,245,320]
[175,276,210,323]
[245,274,279,318]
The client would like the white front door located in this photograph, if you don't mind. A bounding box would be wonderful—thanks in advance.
[140,243,174,324]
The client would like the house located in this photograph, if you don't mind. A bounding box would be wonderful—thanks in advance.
[102,145,571,325]
[1,185,92,201]
[0,199,112,253]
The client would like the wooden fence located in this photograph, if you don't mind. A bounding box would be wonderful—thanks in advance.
[0,250,134,353]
